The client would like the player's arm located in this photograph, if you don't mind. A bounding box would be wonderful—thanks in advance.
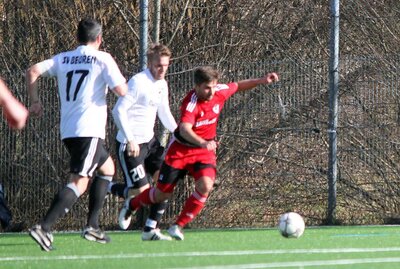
[236,72,279,92]
[112,95,139,157]
[104,54,128,97]
[158,94,178,133]
[26,63,45,117]
[111,83,127,97]
[179,122,217,151]
[0,79,28,129]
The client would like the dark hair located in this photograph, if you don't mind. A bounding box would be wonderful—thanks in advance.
[147,44,172,62]
[193,66,220,85]
[77,18,102,44]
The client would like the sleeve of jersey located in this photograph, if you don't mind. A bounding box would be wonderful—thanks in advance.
[36,58,56,77]
[158,87,178,133]
[112,92,135,142]
[102,54,126,89]
[217,82,238,100]
[180,93,197,125]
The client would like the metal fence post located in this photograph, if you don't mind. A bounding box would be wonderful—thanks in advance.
[327,0,340,224]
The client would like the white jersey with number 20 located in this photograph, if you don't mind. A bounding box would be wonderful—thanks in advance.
[37,45,126,139]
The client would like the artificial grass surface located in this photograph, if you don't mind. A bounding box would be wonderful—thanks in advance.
[1,226,400,269]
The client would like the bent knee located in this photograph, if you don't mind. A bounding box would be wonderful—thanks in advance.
[195,177,214,195]
[154,189,172,203]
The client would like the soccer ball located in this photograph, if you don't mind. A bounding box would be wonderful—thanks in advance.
[278,212,305,238]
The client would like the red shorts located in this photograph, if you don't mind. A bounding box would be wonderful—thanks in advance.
[164,141,216,169]
[157,141,217,193]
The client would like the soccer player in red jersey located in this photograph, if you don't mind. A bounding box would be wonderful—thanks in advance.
[119,65,279,240]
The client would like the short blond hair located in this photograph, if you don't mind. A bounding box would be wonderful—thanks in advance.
[147,44,172,62]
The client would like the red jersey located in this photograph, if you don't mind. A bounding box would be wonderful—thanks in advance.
[165,83,238,170]
[179,82,238,140]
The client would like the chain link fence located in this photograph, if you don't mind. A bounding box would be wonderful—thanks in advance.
[0,0,399,231]
[1,56,400,231]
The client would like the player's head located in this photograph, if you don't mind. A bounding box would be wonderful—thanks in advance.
[77,18,102,47]
[193,66,219,101]
[147,44,171,80]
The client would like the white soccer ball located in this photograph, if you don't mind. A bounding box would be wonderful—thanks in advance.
[278,212,305,238]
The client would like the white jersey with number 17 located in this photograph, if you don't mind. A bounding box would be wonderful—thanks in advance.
[37,45,126,140]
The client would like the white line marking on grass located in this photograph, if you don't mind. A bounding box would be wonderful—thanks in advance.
[1,247,400,262]
[168,258,400,269]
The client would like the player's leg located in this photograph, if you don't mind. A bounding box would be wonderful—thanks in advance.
[30,137,95,251]
[142,141,175,230]
[112,141,151,198]
[40,175,88,230]
[109,141,129,198]
[139,163,186,240]
[83,139,115,244]
[145,137,166,184]
[30,177,84,251]
[119,162,184,232]
[142,137,169,227]
[118,182,172,230]
[83,174,112,243]
[86,158,113,230]
[168,163,216,240]
[140,201,172,240]
[116,141,158,229]
[140,200,170,240]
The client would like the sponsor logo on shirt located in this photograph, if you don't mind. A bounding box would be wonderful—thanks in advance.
[195,117,217,127]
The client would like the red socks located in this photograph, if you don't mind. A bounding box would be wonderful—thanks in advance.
[129,187,156,210]
[129,188,208,228]
[176,190,207,227]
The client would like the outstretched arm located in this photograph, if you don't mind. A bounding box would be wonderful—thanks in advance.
[236,72,279,92]
[0,79,29,129]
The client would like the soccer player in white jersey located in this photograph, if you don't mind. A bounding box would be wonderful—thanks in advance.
[26,18,127,251]
[111,44,177,239]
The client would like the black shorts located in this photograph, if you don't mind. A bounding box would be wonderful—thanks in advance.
[116,136,165,189]
[63,137,110,177]
[156,162,215,193]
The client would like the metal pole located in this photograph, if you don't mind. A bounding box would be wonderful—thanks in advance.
[136,0,150,227]
[153,0,160,43]
[139,0,149,70]
[327,0,340,224]
[153,0,170,147]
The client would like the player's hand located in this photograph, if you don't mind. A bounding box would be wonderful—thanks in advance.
[127,140,140,157]
[201,140,218,152]
[29,101,43,117]
[264,72,279,84]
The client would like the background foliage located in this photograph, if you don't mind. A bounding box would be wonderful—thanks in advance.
[1,0,400,231]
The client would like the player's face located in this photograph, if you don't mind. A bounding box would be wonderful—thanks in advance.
[195,80,218,101]
[149,55,170,80]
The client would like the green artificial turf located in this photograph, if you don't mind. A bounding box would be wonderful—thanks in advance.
[1,226,400,269]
